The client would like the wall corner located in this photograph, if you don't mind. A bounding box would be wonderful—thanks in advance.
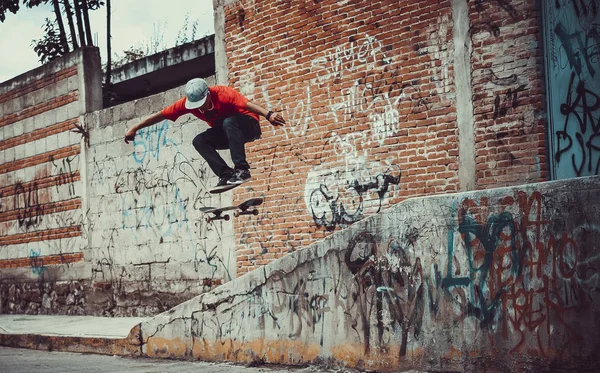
[77,46,103,115]
[213,0,231,85]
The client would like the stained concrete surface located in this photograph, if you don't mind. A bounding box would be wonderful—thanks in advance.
[0,347,394,373]
[0,315,146,338]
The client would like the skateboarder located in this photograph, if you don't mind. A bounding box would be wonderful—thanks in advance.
[124,78,286,192]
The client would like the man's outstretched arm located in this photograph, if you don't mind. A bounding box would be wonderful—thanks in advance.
[124,111,166,143]
[246,101,286,127]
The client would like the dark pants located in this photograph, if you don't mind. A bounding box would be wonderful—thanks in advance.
[192,114,261,178]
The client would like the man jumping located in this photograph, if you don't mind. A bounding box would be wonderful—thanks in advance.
[124,78,286,192]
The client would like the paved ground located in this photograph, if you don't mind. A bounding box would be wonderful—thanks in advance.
[0,347,363,373]
[0,315,426,373]
[0,315,146,338]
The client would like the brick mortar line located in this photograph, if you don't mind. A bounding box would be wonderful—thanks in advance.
[0,172,81,198]
[0,91,79,128]
[0,252,84,269]
[0,118,79,151]
[0,66,78,105]
[0,226,82,246]
[0,198,82,223]
[0,144,80,175]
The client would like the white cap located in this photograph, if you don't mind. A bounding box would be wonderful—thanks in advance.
[184,78,209,109]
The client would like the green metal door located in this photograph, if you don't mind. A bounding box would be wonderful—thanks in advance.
[543,0,600,179]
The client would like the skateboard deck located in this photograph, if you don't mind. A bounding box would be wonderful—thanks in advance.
[199,197,264,223]
[209,183,239,194]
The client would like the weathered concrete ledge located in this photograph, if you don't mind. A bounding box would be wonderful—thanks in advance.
[137,176,600,372]
[0,315,145,356]
[0,328,141,356]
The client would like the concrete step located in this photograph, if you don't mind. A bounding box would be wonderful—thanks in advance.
[0,315,146,356]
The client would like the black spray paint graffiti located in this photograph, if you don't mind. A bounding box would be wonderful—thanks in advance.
[554,20,599,78]
[51,156,77,196]
[442,209,519,328]
[188,192,599,358]
[345,232,424,358]
[437,192,597,353]
[549,0,600,177]
[193,241,230,281]
[473,0,518,36]
[14,182,44,228]
[253,231,425,357]
[109,151,205,240]
[309,171,400,231]
[112,152,204,195]
[474,0,533,161]
[555,72,600,175]
[485,69,518,87]
[264,269,331,343]
[556,0,599,19]
[493,84,528,120]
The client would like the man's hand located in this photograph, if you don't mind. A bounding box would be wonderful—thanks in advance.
[268,112,286,127]
[124,127,137,144]
[124,112,165,144]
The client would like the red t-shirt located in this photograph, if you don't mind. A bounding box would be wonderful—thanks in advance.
[161,86,259,127]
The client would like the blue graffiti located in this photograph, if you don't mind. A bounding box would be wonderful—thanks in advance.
[441,203,519,328]
[133,120,178,164]
[29,248,47,276]
[121,185,189,238]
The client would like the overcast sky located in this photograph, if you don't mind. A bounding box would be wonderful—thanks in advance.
[0,0,215,83]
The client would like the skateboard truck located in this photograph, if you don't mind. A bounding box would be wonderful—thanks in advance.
[199,198,263,223]
[234,208,259,217]
[205,211,230,223]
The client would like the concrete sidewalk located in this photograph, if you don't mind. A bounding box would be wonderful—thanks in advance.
[0,315,147,338]
[0,315,426,372]
[0,314,146,356]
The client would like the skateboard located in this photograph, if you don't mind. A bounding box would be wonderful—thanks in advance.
[199,197,264,223]
[209,183,239,194]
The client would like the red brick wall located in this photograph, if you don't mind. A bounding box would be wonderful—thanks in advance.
[0,62,83,270]
[223,0,460,274]
[222,0,549,274]
[0,66,77,105]
[469,0,548,187]
[0,252,83,269]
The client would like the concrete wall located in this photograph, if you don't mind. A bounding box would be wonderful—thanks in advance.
[0,0,595,325]
[0,48,101,315]
[139,175,600,372]
[215,0,550,274]
[84,75,236,316]
[0,47,228,316]
[542,2,600,179]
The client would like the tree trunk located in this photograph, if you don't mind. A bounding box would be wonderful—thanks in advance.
[105,0,111,87]
[52,0,69,53]
[80,0,93,46]
[63,0,79,49]
[72,0,86,46]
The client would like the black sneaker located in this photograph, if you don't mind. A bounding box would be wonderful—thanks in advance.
[210,175,235,193]
[227,169,251,185]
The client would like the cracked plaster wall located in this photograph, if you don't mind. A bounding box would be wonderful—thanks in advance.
[139,175,600,372]
[84,74,239,316]
[1,51,234,315]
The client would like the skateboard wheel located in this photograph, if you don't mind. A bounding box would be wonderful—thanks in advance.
[234,211,240,217]
[224,214,230,221]
[206,217,212,223]
[252,209,259,216]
